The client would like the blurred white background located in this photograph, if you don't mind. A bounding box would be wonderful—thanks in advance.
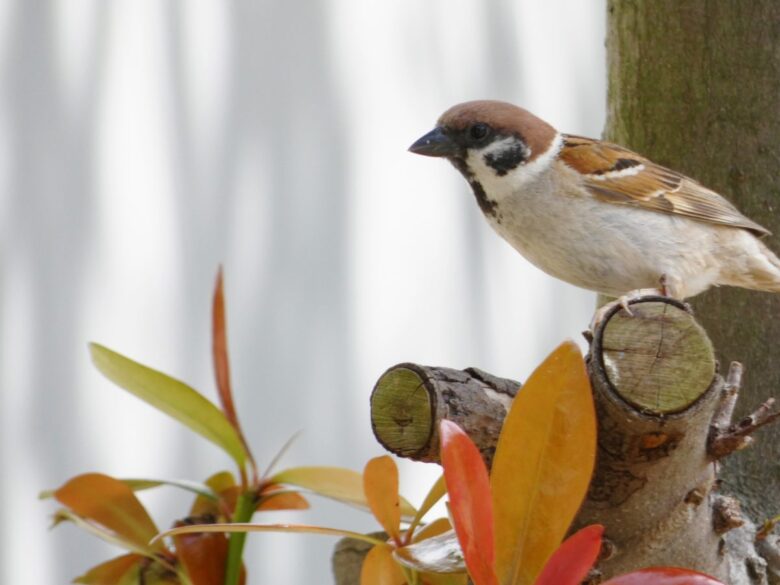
[0,0,605,582]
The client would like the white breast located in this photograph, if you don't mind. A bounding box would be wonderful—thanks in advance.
[463,144,722,298]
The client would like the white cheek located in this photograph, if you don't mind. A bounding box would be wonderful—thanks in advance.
[466,132,563,200]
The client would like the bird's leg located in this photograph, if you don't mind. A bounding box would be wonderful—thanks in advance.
[590,287,665,331]
[659,273,672,297]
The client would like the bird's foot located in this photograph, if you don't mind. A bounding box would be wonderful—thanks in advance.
[589,288,665,332]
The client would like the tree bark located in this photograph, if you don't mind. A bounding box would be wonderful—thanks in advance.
[605,0,780,521]
[370,364,519,467]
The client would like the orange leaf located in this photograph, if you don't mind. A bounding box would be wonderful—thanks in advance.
[491,341,597,585]
[173,522,231,585]
[440,420,497,585]
[360,544,406,585]
[55,473,162,552]
[73,554,142,584]
[534,525,603,585]
[363,456,402,544]
[257,485,310,511]
[603,568,726,585]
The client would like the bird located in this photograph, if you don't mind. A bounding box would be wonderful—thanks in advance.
[408,100,780,309]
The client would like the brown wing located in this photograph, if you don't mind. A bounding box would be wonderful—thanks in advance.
[560,135,770,237]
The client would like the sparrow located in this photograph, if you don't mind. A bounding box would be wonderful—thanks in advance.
[409,100,780,304]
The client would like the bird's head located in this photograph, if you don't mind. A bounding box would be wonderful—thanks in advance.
[409,100,560,187]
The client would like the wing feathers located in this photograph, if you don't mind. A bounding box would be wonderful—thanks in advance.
[560,135,770,236]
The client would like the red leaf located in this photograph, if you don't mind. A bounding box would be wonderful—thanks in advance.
[603,567,726,585]
[173,527,231,585]
[439,420,497,585]
[534,525,603,585]
[212,268,239,429]
[212,269,255,481]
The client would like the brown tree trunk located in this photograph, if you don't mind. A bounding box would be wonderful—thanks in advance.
[604,0,780,522]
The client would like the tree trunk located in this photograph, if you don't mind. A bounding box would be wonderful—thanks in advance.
[605,0,780,522]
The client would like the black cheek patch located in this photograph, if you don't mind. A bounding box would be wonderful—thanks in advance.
[449,158,498,219]
[483,140,529,176]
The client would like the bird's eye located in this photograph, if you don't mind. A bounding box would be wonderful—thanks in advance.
[469,123,490,141]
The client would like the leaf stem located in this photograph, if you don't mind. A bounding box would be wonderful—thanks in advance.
[224,492,256,585]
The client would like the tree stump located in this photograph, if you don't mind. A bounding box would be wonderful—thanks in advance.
[356,297,780,585]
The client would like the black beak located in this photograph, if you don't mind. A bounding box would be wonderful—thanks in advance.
[408,127,459,158]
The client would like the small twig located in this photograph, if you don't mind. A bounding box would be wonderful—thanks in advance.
[711,362,743,429]
[757,514,780,541]
[730,397,780,438]
[755,534,780,579]
[708,362,780,459]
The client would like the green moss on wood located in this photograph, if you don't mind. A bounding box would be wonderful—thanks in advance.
[370,367,433,457]
[601,302,715,414]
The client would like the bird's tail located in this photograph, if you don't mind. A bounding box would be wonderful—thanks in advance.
[729,237,780,293]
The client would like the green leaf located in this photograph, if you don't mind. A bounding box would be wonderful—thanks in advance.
[121,478,218,500]
[89,343,247,469]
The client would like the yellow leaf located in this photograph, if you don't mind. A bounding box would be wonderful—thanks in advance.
[491,341,597,585]
[270,465,416,518]
[361,544,407,585]
[407,474,447,539]
[412,517,452,543]
[364,456,402,543]
[155,522,386,547]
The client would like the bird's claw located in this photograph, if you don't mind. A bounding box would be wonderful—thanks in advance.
[589,288,666,332]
